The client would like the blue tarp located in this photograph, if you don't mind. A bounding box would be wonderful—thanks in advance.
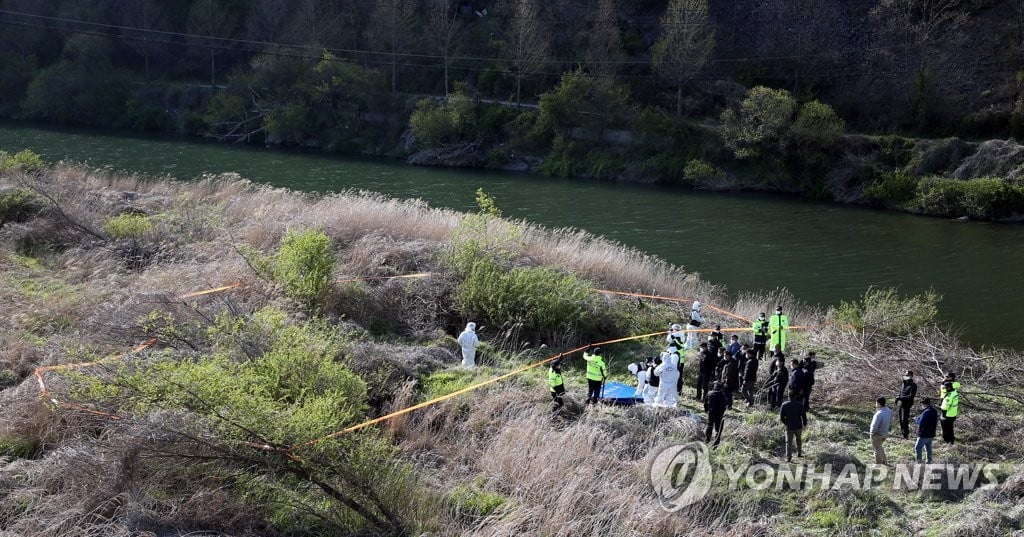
[599,381,643,405]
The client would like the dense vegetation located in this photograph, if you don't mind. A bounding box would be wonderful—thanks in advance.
[2,156,1024,536]
[2,1,1024,220]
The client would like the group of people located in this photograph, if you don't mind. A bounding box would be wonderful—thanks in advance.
[536,302,966,464]
[869,371,961,465]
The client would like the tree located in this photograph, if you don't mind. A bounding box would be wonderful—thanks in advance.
[652,0,715,117]
[186,0,239,87]
[424,0,463,95]
[871,0,972,128]
[502,0,551,105]
[246,0,290,43]
[366,0,417,94]
[719,86,796,159]
[583,0,625,77]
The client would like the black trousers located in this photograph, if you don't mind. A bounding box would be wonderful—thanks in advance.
[705,413,725,446]
[897,397,914,437]
[941,416,956,444]
[696,372,711,399]
[551,385,565,410]
[803,384,814,410]
[753,341,767,359]
[742,381,756,406]
[769,382,788,408]
[587,379,603,403]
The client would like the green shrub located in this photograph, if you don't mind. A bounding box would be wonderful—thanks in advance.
[454,257,598,334]
[449,482,506,518]
[0,149,44,172]
[682,159,726,186]
[720,86,797,159]
[789,100,845,151]
[0,368,17,387]
[533,70,633,143]
[409,88,475,148]
[836,287,940,338]
[103,213,153,239]
[420,370,477,400]
[0,435,37,458]
[484,147,511,169]
[0,187,43,224]
[863,170,918,206]
[273,228,334,310]
[908,177,1024,220]
[537,135,580,177]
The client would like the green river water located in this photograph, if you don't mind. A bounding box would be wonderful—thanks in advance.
[1,121,1020,349]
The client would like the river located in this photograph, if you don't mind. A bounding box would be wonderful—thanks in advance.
[2,121,1020,349]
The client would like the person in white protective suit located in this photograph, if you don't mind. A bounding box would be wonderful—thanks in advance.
[457,322,479,368]
[685,301,704,350]
[654,345,681,407]
[628,362,650,402]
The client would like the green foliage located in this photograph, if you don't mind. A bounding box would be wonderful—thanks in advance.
[475,188,502,217]
[124,97,167,132]
[682,159,726,186]
[103,213,153,239]
[537,135,580,177]
[0,52,38,115]
[484,147,511,169]
[0,369,18,387]
[864,170,918,206]
[906,177,1024,220]
[203,92,249,128]
[409,87,476,148]
[0,187,43,225]
[720,86,797,159]
[454,257,598,334]
[790,100,845,152]
[419,370,477,400]
[533,70,633,143]
[21,36,129,126]
[449,482,507,518]
[0,436,36,459]
[0,149,44,172]
[273,229,334,310]
[836,287,941,338]
[74,308,424,534]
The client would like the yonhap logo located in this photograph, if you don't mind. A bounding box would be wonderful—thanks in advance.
[648,442,713,511]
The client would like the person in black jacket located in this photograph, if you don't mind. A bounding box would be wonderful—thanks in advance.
[779,392,808,462]
[647,356,662,399]
[802,352,819,409]
[741,350,759,407]
[767,355,789,410]
[704,382,728,446]
[915,397,938,463]
[695,342,715,400]
[896,370,918,439]
[788,359,807,402]
[707,332,723,359]
[718,352,740,410]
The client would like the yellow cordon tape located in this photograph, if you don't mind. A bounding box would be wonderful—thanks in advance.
[294,330,671,449]
[34,273,817,455]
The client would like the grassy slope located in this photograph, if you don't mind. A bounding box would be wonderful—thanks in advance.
[0,164,1022,536]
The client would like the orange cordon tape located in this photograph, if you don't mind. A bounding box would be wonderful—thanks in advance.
[597,289,753,324]
[293,330,670,450]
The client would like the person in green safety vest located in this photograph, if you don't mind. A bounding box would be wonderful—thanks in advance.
[769,306,789,352]
[752,312,769,359]
[548,358,566,411]
[940,381,959,445]
[583,345,607,405]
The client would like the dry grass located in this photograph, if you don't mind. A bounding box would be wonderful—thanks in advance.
[2,163,1023,537]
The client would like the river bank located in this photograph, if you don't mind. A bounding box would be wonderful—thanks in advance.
[1,163,1021,536]
[4,122,1024,349]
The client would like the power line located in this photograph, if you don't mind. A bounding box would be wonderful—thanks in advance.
[0,8,1015,83]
